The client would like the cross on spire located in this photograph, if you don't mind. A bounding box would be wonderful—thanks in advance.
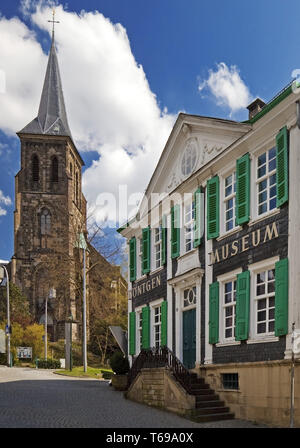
[48,8,60,38]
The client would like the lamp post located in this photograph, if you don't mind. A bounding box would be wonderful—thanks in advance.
[68,313,73,371]
[76,233,88,373]
[45,288,56,360]
[0,260,11,367]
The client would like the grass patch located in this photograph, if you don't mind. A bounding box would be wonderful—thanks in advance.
[54,366,113,379]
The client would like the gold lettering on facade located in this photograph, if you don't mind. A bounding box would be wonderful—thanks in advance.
[211,249,220,264]
[222,244,229,260]
[131,274,162,299]
[241,235,249,252]
[231,240,239,256]
[263,222,279,243]
[210,221,279,265]
[252,229,260,247]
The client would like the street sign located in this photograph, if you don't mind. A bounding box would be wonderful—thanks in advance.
[0,330,5,353]
[5,325,11,335]
[109,326,128,356]
[17,347,32,359]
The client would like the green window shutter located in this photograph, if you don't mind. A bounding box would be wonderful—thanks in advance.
[209,282,219,344]
[207,176,219,240]
[235,270,250,341]
[275,258,289,336]
[236,153,250,225]
[276,126,288,207]
[129,237,136,282]
[161,215,167,265]
[142,227,151,275]
[129,311,136,355]
[161,301,168,346]
[142,306,150,349]
[193,187,202,247]
[171,205,180,258]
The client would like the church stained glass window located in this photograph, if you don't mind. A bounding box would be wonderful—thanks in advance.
[41,208,51,235]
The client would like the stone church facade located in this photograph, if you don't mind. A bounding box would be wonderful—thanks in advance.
[11,31,89,341]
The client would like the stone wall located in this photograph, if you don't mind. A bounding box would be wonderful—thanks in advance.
[198,359,300,427]
[127,367,195,416]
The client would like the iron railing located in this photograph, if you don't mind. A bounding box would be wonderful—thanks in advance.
[128,346,194,394]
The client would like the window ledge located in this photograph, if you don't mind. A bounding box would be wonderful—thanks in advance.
[248,209,280,227]
[150,266,164,275]
[136,274,147,282]
[216,341,241,347]
[246,336,279,344]
[177,248,198,260]
[217,227,242,241]
[217,389,241,393]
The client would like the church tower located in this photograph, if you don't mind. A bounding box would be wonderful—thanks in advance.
[12,26,88,340]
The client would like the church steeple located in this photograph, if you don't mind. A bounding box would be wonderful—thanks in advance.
[19,26,72,138]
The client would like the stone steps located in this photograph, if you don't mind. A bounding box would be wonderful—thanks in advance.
[187,375,234,422]
[191,412,235,423]
[195,399,225,408]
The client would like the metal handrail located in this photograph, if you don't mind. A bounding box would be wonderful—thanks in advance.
[128,346,194,393]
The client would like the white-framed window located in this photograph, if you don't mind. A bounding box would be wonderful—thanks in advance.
[223,280,236,340]
[183,286,197,308]
[183,201,195,253]
[154,225,162,269]
[254,268,275,336]
[224,172,236,232]
[248,256,279,342]
[217,268,242,345]
[256,147,277,216]
[153,305,162,349]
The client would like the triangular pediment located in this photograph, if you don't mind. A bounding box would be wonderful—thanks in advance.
[138,113,251,220]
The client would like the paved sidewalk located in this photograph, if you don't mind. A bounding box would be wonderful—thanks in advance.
[0,367,266,428]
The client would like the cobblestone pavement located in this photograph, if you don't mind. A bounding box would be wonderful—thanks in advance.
[0,366,266,428]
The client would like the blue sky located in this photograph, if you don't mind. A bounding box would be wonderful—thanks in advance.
[0,0,299,262]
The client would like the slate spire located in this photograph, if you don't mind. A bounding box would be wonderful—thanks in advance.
[19,30,72,138]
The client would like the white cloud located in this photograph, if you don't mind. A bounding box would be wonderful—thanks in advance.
[198,62,252,115]
[0,190,12,216]
[0,190,12,206]
[0,1,175,226]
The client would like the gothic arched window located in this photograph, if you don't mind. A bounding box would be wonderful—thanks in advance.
[40,208,51,235]
[32,155,39,182]
[51,156,58,182]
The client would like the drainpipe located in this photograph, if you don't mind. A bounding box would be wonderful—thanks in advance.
[290,322,295,428]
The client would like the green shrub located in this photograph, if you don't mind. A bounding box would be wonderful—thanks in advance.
[0,353,6,365]
[109,351,129,375]
[36,358,61,369]
[101,370,113,380]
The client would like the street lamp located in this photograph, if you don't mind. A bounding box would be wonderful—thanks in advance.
[0,260,11,367]
[68,313,74,371]
[45,288,56,360]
